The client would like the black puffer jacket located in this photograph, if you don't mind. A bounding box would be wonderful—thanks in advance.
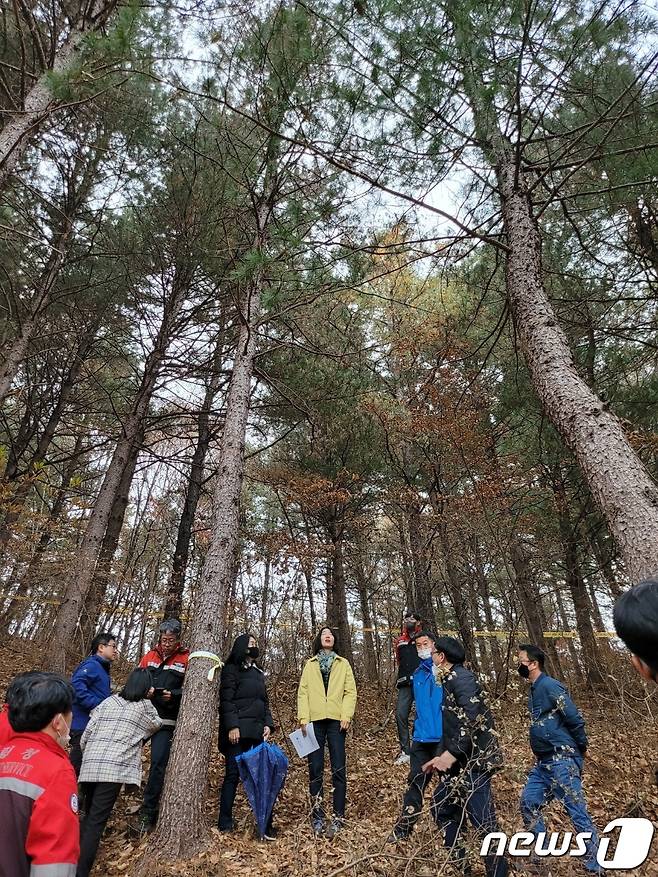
[219,634,274,751]
[441,663,502,775]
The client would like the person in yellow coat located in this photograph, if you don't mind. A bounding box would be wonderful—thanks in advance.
[297,625,357,838]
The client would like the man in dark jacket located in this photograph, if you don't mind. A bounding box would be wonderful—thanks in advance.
[70,631,117,777]
[393,609,422,765]
[218,633,274,834]
[422,636,507,877]
[388,631,443,841]
[517,644,601,874]
[138,618,189,830]
[0,671,79,877]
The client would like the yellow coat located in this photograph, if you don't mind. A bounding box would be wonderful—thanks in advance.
[297,655,357,724]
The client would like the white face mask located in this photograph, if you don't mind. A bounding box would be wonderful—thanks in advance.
[417,648,432,660]
[56,713,71,750]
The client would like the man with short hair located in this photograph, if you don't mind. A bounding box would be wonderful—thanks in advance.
[0,671,80,876]
[388,630,444,841]
[138,618,189,830]
[70,631,118,777]
[393,609,422,766]
[422,636,507,877]
[516,644,601,874]
[613,578,658,682]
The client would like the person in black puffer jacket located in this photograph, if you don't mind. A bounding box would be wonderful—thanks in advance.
[218,633,275,834]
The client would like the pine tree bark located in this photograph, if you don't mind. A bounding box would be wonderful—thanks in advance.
[450,10,658,583]
[0,0,118,192]
[325,522,354,664]
[47,269,188,670]
[148,271,262,858]
[407,503,435,626]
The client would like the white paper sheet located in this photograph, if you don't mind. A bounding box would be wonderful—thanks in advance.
[288,722,320,758]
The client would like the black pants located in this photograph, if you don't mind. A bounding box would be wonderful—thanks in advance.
[142,726,174,821]
[307,719,347,819]
[431,768,508,877]
[395,685,414,755]
[69,730,83,778]
[77,782,121,877]
[397,740,443,833]
[218,737,274,831]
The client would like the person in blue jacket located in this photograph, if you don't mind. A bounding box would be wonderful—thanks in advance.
[517,644,602,874]
[387,630,443,841]
[69,631,118,777]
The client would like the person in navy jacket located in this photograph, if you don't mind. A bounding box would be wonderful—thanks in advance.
[517,644,601,874]
[388,630,443,841]
[69,631,118,777]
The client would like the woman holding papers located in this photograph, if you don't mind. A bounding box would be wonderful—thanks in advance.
[218,633,275,836]
[297,625,357,838]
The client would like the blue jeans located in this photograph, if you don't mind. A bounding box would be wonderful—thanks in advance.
[521,755,601,872]
[432,768,508,877]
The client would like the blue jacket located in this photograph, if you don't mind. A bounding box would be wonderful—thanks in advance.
[528,673,587,760]
[412,659,443,743]
[71,654,112,732]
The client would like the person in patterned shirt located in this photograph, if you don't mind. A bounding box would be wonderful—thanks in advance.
[77,669,161,877]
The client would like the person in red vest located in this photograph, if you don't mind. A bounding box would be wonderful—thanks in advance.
[137,618,189,830]
[0,671,79,877]
[393,609,422,765]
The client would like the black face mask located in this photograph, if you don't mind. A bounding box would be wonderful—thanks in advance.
[405,622,417,632]
[517,664,530,679]
[247,646,259,660]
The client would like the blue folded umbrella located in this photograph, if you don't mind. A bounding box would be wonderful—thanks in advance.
[235,741,289,837]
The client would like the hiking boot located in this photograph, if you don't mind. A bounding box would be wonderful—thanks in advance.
[394,752,411,766]
[387,824,410,843]
[312,816,326,837]
[132,812,156,835]
[324,817,344,839]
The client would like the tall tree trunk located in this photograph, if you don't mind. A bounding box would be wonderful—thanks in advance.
[78,442,141,648]
[407,503,435,626]
[47,269,187,670]
[149,272,262,857]
[451,10,658,582]
[0,323,99,551]
[163,346,223,619]
[553,476,605,688]
[0,0,117,192]
[258,553,271,658]
[470,537,504,672]
[351,545,377,682]
[325,523,353,664]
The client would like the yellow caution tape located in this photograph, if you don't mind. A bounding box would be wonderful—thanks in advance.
[188,651,224,681]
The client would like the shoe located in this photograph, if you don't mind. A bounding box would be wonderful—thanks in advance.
[324,817,344,839]
[312,817,325,837]
[394,752,411,766]
[263,826,278,841]
[387,825,410,843]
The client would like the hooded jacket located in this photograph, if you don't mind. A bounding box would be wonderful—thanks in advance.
[527,672,587,760]
[71,653,112,733]
[219,635,274,750]
[411,658,443,743]
[297,654,357,725]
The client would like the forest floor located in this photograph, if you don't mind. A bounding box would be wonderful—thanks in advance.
[4,638,658,877]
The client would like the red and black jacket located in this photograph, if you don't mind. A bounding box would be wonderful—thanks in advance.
[0,730,80,877]
[139,645,189,724]
[394,622,422,688]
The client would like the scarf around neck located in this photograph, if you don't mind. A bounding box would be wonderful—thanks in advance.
[318,650,337,689]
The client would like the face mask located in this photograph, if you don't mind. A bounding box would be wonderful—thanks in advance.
[247,647,259,659]
[417,648,432,660]
[517,664,531,679]
[405,622,416,632]
[56,713,71,749]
